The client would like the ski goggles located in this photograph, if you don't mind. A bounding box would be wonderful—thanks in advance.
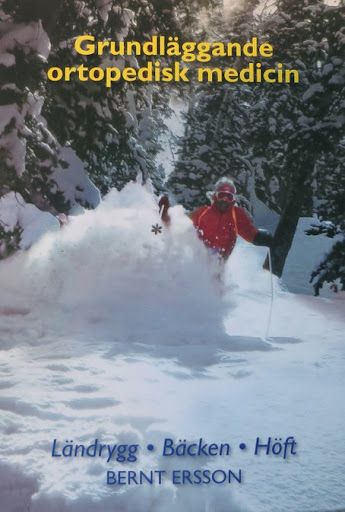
[215,191,235,201]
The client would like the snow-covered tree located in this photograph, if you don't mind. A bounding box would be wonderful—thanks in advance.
[0,5,69,255]
[42,0,219,195]
[170,0,345,288]
[0,14,67,207]
[255,0,345,276]
[168,84,257,210]
[2,0,221,203]
[38,1,163,194]
[0,0,219,255]
[308,145,345,295]
[168,0,261,210]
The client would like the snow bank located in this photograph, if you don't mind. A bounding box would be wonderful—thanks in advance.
[0,184,232,348]
[0,192,60,250]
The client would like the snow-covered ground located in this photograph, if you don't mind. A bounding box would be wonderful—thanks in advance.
[0,184,344,512]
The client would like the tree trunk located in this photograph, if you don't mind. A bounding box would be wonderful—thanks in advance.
[265,114,345,277]
[265,152,314,277]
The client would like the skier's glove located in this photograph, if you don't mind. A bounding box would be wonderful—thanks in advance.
[158,195,171,225]
[253,229,273,248]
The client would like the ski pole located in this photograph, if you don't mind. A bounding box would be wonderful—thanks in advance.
[265,247,274,339]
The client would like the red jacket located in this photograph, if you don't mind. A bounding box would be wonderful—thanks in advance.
[191,204,258,258]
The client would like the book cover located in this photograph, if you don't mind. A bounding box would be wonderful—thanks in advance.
[0,1,344,511]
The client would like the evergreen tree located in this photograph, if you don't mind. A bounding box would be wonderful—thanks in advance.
[308,145,345,295]
[0,11,67,209]
[0,15,67,210]
[0,5,69,255]
[170,0,345,289]
[40,1,164,195]
[38,0,218,195]
[168,0,261,211]
[2,0,220,204]
[255,0,345,276]
[168,83,256,210]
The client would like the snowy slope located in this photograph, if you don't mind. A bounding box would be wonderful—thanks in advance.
[0,184,344,512]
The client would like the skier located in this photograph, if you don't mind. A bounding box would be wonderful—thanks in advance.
[159,179,273,261]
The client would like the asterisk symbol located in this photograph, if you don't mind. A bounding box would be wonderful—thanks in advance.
[151,224,163,235]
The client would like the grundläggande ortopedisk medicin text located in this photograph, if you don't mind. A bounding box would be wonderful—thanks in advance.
[47,35,300,86]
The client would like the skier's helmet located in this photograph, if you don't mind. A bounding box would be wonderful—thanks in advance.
[212,178,237,204]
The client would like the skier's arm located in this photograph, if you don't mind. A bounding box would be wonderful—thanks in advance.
[158,196,203,226]
[235,207,258,243]
[235,207,273,247]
